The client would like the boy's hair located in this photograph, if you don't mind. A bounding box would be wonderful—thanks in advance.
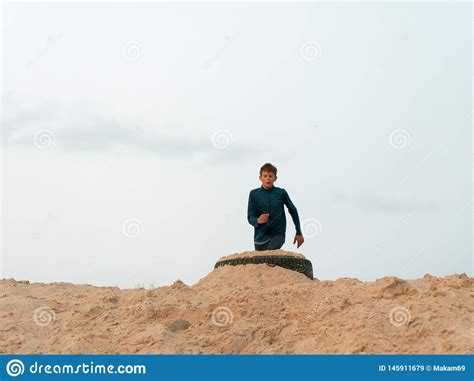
[260,163,277,175]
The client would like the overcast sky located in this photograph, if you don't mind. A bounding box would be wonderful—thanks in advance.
[1,1,471,288]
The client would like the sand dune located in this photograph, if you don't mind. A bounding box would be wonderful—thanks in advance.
[0,250,472,354]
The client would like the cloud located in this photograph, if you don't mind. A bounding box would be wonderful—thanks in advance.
[331,190,438,214]
[1,94,256,160]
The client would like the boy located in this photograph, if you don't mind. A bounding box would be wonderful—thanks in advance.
[247,163,304,251]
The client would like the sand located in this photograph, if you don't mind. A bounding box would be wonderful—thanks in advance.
[0,250,472,354]
[217,249,306,262]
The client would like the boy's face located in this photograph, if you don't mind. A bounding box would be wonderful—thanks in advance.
[259,170,277,189]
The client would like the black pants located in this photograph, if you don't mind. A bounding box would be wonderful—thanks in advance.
[254,234,285,251]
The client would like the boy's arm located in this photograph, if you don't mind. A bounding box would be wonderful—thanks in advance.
[247,192,259,228]
[283,189,302,235]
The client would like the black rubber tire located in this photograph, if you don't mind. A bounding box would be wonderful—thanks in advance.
[214,255,313,280]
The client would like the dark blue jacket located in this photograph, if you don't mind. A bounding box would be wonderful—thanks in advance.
[247,185,302,244]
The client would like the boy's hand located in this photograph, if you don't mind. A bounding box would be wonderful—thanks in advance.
[257,213,269,224]
[293,234,304,248]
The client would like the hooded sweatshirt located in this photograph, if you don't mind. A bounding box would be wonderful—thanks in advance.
[247,185,302,244]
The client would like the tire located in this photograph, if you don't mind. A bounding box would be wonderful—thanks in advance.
[214,255,313,279]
